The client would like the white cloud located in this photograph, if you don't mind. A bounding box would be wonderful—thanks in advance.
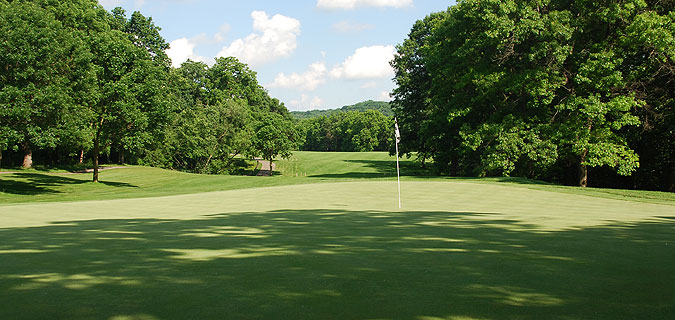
[290,94,324,110]
[217,11,300,66]
[166,38,206,68]
[317,0,413,10]
[379,90,392,101]
[360,81,377,89]
[99,0,123,7]
[330,45,396,79]
[214,23,230,43]
[192,23,231,45]
[332,21,375,33]
[268,62,327,91]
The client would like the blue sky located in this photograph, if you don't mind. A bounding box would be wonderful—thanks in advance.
[99,0,455,111]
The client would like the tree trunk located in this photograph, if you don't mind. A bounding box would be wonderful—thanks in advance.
[0,149,3,171]
[269,157,273,176]
[270,157,274,177]
[579,164,588,188]
[119,150,125,164]
[668,165,675,193]
[579,149,588,188]
[93,135,100,183]
[450,156,458,176]
[78,149,84,165]
[22,143,33,169]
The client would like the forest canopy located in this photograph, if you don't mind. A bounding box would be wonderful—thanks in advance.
[391,0,674,191]
[0,0,297,180]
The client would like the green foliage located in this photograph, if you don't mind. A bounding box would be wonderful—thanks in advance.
[142,57,291,174]
[0,0,93,164]
[0,0,291,179]
[251,113,300,175]
[298,110,393,152]
[154,100,253,174]
[207,57,288,115]
[392,0,673,189]
[290,100,392,119]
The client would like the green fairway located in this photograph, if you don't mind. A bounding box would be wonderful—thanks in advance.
[1,152,674,319]
[1,152,672,205]
[1,177,674,319]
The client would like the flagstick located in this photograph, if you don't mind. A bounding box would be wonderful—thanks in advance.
[396,137,401,209]
[394,117,401,209]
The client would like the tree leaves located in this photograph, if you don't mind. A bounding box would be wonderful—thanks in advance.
[392,0,672,187]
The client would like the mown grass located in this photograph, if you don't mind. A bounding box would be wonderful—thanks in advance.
[0,152,673,319]
[1,151,673,205]
[0,180,673,319]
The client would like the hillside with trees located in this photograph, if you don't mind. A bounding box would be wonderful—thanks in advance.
[291,100,392,119]
[391,0,674,191]
[298,110,393,152]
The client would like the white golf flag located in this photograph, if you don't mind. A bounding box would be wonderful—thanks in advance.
[394,117,401,209]
[394,118,401,143]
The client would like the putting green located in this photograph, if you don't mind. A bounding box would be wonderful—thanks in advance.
[1,180,671,230]
[1,181,673,319]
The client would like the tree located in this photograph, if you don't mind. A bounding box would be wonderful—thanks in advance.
[392,0,661,187]
[391,11,448,167]
[252,113,299,176]
[0,1,92,169]
[297,110,393,152]
[79,7,170,182]
[207,57,288,116]
[0,0,294,179]
[620,2,675,191]
[112,9,171,165]
[160,99,253,174]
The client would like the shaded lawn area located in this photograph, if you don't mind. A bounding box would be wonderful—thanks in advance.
[0,172,137,196]
[1,209,673,320]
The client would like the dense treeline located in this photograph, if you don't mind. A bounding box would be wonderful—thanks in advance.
[291,100,393,119]
[0,0,299,180]
[392,0,674,191]
[298,110,393,152]
[143,58,297,174]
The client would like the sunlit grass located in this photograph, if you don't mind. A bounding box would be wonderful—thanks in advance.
[0,150,673,318]
[0,180,673,319]
[2,152,673,205]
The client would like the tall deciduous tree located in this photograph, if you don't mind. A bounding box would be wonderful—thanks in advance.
[0,1,91,169]
[392,0,669,188]
[391,11,448,167]
[252,113,299,176]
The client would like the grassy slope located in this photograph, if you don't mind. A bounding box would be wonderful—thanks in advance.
[1,152,674,319]
[0,166,305,204]
[1,151,673,205]
[1,179,673,319]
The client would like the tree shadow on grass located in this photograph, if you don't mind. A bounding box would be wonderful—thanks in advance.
[311,159,436,179]
[0,209,673,319]
[0,173,138,195]
[312,160,562,188]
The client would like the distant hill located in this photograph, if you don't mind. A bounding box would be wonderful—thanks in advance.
[291,100,392,119]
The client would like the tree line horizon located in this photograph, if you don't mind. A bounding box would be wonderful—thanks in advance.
[1,0,673,191]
